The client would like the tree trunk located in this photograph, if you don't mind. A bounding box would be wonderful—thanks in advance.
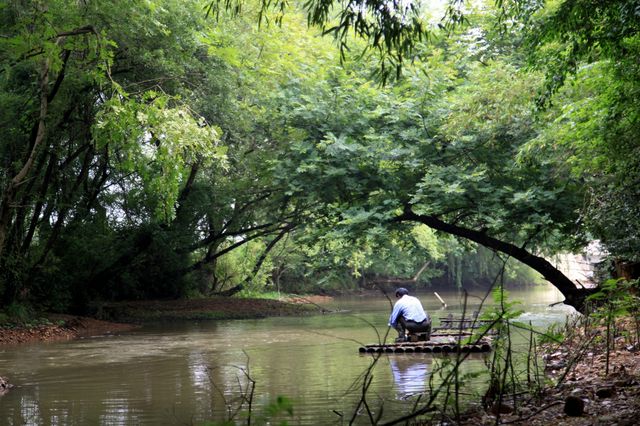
[395,207,596,312]
[0,61,50,258]
[244,223,294,285]
[216,284,244,297]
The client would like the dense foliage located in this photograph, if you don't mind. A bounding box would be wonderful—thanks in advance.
[0,0,638,314]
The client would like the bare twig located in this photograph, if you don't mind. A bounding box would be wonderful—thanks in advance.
[500,401,564,424]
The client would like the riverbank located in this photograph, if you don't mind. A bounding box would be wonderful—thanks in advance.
[0,295,329,346]
[0,314,137,345]
[463,347,640,425]
[460,319,640,425]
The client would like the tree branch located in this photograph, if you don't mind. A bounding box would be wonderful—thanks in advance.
[394,205,596,311]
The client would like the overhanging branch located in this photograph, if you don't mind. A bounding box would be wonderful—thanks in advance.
[395,205,596,311]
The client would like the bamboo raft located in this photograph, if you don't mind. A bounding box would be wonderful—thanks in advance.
[358,313,493,354]
[358,337,493,354]
[435,312,490,330]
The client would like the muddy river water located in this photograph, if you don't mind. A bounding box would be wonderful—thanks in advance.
[0,285,575,425]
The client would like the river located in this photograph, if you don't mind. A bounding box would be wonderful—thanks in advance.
[0,285,575,425]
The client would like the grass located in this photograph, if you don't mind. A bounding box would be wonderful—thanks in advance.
[237,289,289,300]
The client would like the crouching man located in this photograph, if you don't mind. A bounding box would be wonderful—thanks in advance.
[388,287,431,343]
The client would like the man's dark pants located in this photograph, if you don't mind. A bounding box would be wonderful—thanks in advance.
[395,317,431,340]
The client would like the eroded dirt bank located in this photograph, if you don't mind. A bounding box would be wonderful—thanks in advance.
[461,319,640,425]
[0,314,138,345]
[0,296,326,346]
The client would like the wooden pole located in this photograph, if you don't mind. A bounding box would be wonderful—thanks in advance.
[434,292,447,307]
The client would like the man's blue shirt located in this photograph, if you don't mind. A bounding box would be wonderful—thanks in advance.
[388,295,429,326]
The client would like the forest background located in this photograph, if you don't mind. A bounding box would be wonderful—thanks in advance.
[0,0,638,318]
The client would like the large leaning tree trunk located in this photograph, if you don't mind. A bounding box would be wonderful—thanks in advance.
[395,206,597,313]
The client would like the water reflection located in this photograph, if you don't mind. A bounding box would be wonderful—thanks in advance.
[389,355,431,399]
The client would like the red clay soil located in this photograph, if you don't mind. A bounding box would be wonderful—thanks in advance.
[105,296,323,321]
[0,296,328,346]
[120,296,322,313]
[0,314,138,345]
